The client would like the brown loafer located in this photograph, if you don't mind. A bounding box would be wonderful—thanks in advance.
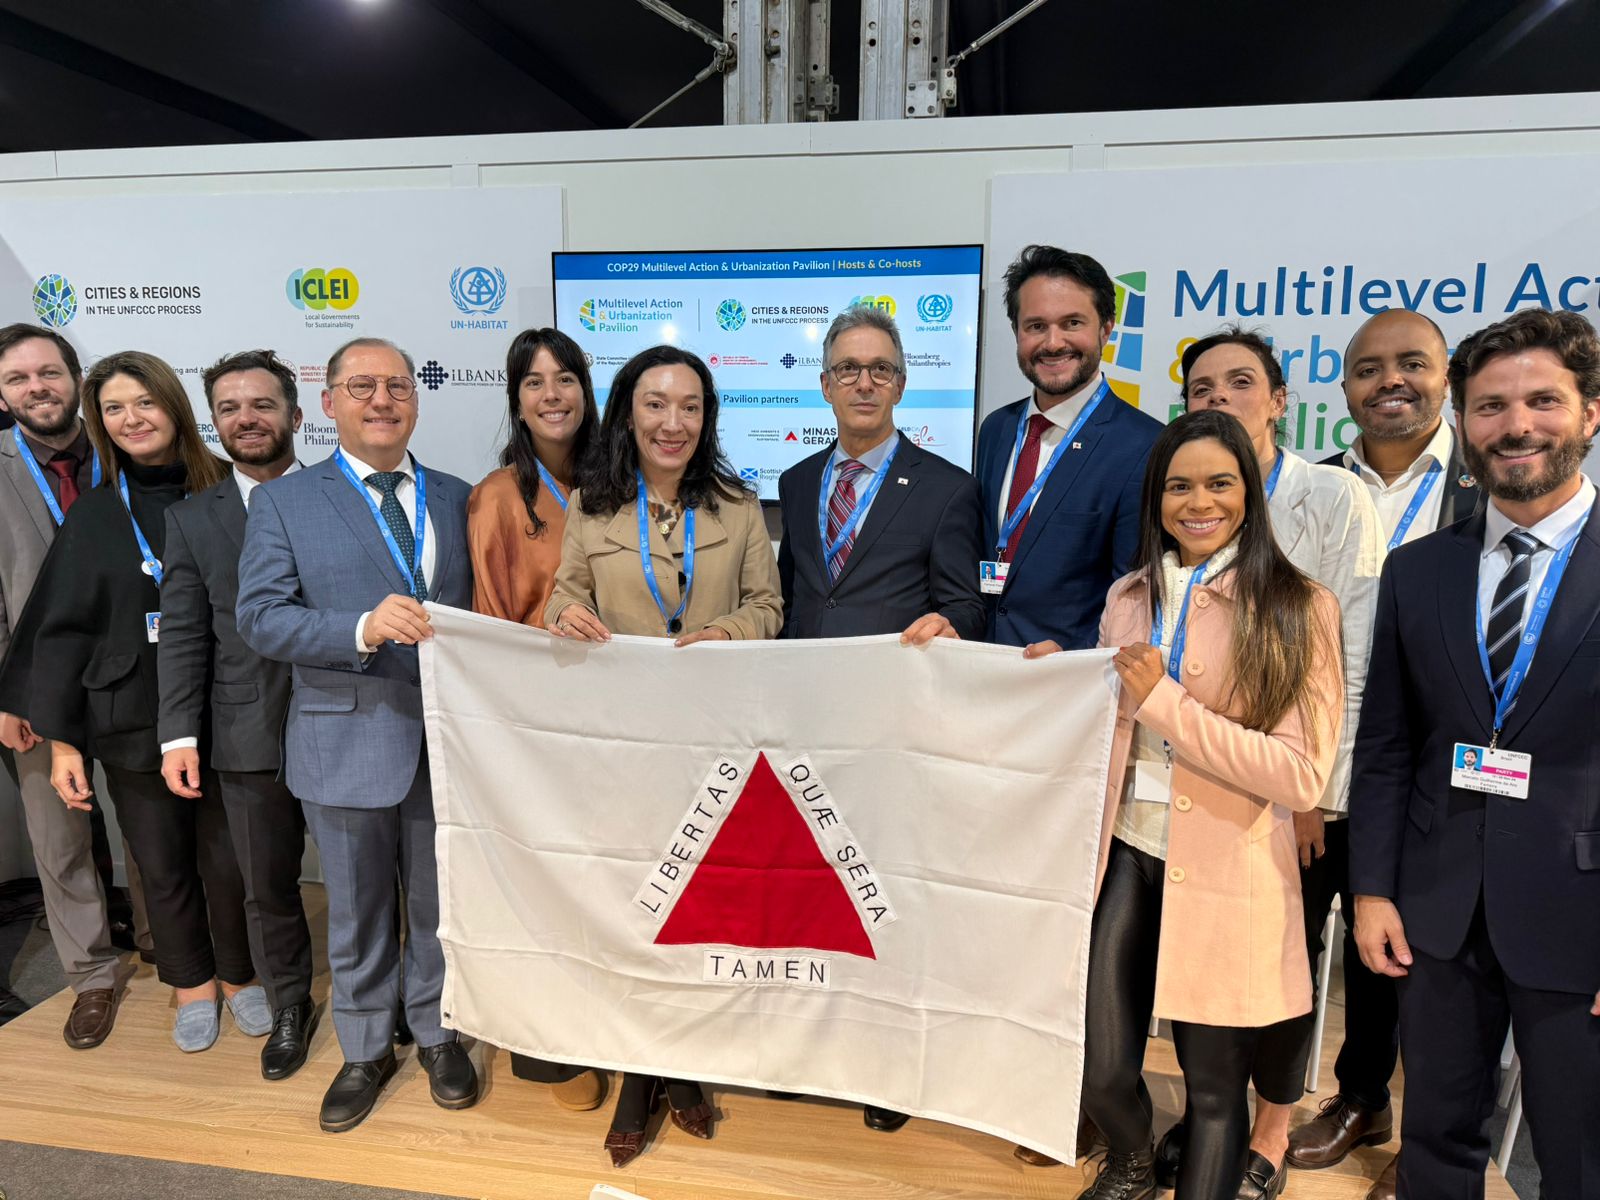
[63,987,119,1049]
[551,1069,605,1112]
[1287,1094,1393,1169]
[1014,1145,1061,1166]
[1365,1154,1398,1200]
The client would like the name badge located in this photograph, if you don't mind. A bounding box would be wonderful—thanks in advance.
[145,612,161,643]
[1133,759,1172,805]
[979,560,1010,595]
[1451,741,1530,799]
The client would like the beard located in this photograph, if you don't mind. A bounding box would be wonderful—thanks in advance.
[221,425,294,466]
[1361,392,1444,441]
[1462,428,1593,503]
[1019,345,1101,397]
[8,395,79,439]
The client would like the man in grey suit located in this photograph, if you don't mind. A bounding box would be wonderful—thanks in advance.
[0,323,122,1049]
[237,337,477,1132]
[158,349,317,1080]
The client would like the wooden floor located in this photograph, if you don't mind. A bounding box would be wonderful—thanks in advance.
[0,886,1516,1200]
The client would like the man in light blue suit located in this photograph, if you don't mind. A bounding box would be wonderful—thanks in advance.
[977,246,1163,654]
[237,337,477,1133]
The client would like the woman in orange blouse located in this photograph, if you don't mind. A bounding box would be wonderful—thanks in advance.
[466,326,602,1110]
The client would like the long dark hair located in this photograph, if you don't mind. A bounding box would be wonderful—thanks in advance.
[81,351,227,492]
[499,327,599,538]
[576,345,748,517]
[1136,409,1332,740]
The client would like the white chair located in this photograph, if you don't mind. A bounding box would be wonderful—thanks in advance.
[1497,1032,1523,1173]
[1305,895,1341,1092]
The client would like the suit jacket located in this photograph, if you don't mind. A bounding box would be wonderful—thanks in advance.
[235,454,473,810]
[545,488,782,640]
[157,474,293,773]
[1348,497,1600,995]
[1099,568,1345,1027]
[0,427,60,673]
[1319,424,1482,532]
[976,392,1162,649]
[776,438,985,640]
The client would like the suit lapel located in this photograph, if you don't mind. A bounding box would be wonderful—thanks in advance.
[1008,391,1111,575]
[1438,431,1482,528]
[1497,495,1600,744]
[0,435,61,545]
[320,461,412,593]
[831,441,917,593]
[1437,513,1493,729]
[421,463,456,600]
[211,476,247,552]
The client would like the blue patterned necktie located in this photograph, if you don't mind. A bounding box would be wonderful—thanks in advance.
[366,471,427,600]
[1485,528,1541,689]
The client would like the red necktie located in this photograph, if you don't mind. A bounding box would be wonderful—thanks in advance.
[46,456,80,514]
[1001,414,1052,559]
[826,460,868,581]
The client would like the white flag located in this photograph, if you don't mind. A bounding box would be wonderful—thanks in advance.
[420,605,1118,1164]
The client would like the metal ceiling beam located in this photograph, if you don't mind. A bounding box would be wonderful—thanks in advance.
[422,0,625,129]
[0,10,310,142]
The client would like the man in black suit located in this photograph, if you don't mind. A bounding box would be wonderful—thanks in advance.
[776,304,984,1132]
[1294,309,1484,1197]
[157,349,316,1079]
[1350,307,1600,1200]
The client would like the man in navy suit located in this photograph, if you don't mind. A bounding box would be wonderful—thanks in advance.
[976,246,1162,651]
[1350,308,1600,1200]
[237,337,478,1132]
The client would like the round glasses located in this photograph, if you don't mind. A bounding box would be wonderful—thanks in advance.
[337,374,417,401]
[827,360,903,386]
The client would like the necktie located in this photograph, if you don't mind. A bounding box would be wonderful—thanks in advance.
[366,471,427,600]
[1486,528,1541,690]
[826,459,869,581]
[45,455,80,514]
[1002,413,1052,558]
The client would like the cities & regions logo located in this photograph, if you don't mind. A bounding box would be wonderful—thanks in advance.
[1102,270,1147,407]
[31,274,77,327]
[716,298,747,332]
[33,273,204,322]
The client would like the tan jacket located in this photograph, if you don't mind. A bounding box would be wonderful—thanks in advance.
[1098,567,1345,1028]
[546,488,782,640]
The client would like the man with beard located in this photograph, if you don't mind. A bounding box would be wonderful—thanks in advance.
[1351,307,1600,1200]
[0,323,123,1048]
[1287,309,1483,1199]
[976,246,1162,652]
[156,349,317,1078]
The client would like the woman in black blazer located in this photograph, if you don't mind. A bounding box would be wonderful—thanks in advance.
[0,351,261,1053]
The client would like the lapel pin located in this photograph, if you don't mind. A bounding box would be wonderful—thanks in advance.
[1459,473,1475,488]
[1072,441,1082,450]
[896,477,909,485]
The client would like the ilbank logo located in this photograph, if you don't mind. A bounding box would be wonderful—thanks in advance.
[1101,270,1147,407]
[287,268,359,311]
[847,294,897,317]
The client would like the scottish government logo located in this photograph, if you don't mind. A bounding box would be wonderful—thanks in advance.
[450,266,510,332]
[1102,270,1147,407]
[716,298,747,332]
[31,274,77,328]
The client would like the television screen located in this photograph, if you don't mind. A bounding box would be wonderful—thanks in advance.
[553,246,982,501]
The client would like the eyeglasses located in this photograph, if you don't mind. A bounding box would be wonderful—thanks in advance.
[336,374,416,401]
[827,360,902,386]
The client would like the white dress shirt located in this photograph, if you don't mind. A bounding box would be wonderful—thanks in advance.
[825,431,899,537]
[1478,476,1596,644]
[341,449,436,654]
[1342,418,1456,548]
[995,372,1106,528]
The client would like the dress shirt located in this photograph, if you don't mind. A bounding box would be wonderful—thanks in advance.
[995,372,1105,527]
[825,431,899,536]
[1478,476,1596,642]
[342,449,436,654]
[1342,418,1455,548]
[233,459,301,508]
[20,423,94,506]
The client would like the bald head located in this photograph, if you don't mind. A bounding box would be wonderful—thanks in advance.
[1340,309,1450,443]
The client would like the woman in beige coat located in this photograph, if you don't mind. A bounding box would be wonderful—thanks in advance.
[1029,409,1344,1200]
[546,344,782,1166]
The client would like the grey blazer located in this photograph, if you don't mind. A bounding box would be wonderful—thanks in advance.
[0,428,63,672]
[235,453,473,809]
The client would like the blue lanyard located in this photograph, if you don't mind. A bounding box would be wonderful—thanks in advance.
[1151,560,1209,683]
[997,378,1109,558]
[1474,512,1588,743]
[818,438,900,567]
[116,471,166,587]
[1263,451,1285,500]
[636,471,696,634]
[1348,459,1442,551]
[334,449,428,600]
[13,426,101,526]
[536,459,569,513]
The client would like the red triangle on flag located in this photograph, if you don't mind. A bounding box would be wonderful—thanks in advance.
[655,752,875,959]
[783,431,799,441]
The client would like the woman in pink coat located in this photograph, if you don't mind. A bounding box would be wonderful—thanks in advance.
[1031,409,1345,1200]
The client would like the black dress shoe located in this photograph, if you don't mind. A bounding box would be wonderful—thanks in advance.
[261,999,319,1081]
[863,1105,911,1132]
[1154,1119,1185,1189]
[419,1040,479,1109]
[1236,1150,1288,1200]
[320,1053,397,1133]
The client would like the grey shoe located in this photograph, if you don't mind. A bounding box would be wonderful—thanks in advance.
[226,985,273,1037]
[173,996,222,1052]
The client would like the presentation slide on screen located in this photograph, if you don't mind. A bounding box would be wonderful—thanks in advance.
[553,247,982,500]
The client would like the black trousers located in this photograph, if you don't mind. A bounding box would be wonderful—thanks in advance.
[102,764,253,989]
[509,1054,590,1084]
[218,769,314,1010]
[1253,818,1398,1109]
[1397,900,1599,1200]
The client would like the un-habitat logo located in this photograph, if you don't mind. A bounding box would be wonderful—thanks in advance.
[449,266,509,331]
[634,752,896,989]
[1101,270,1147,408]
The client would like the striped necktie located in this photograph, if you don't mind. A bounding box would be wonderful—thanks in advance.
[826,460,868,581]
[1486,528,1541,690]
